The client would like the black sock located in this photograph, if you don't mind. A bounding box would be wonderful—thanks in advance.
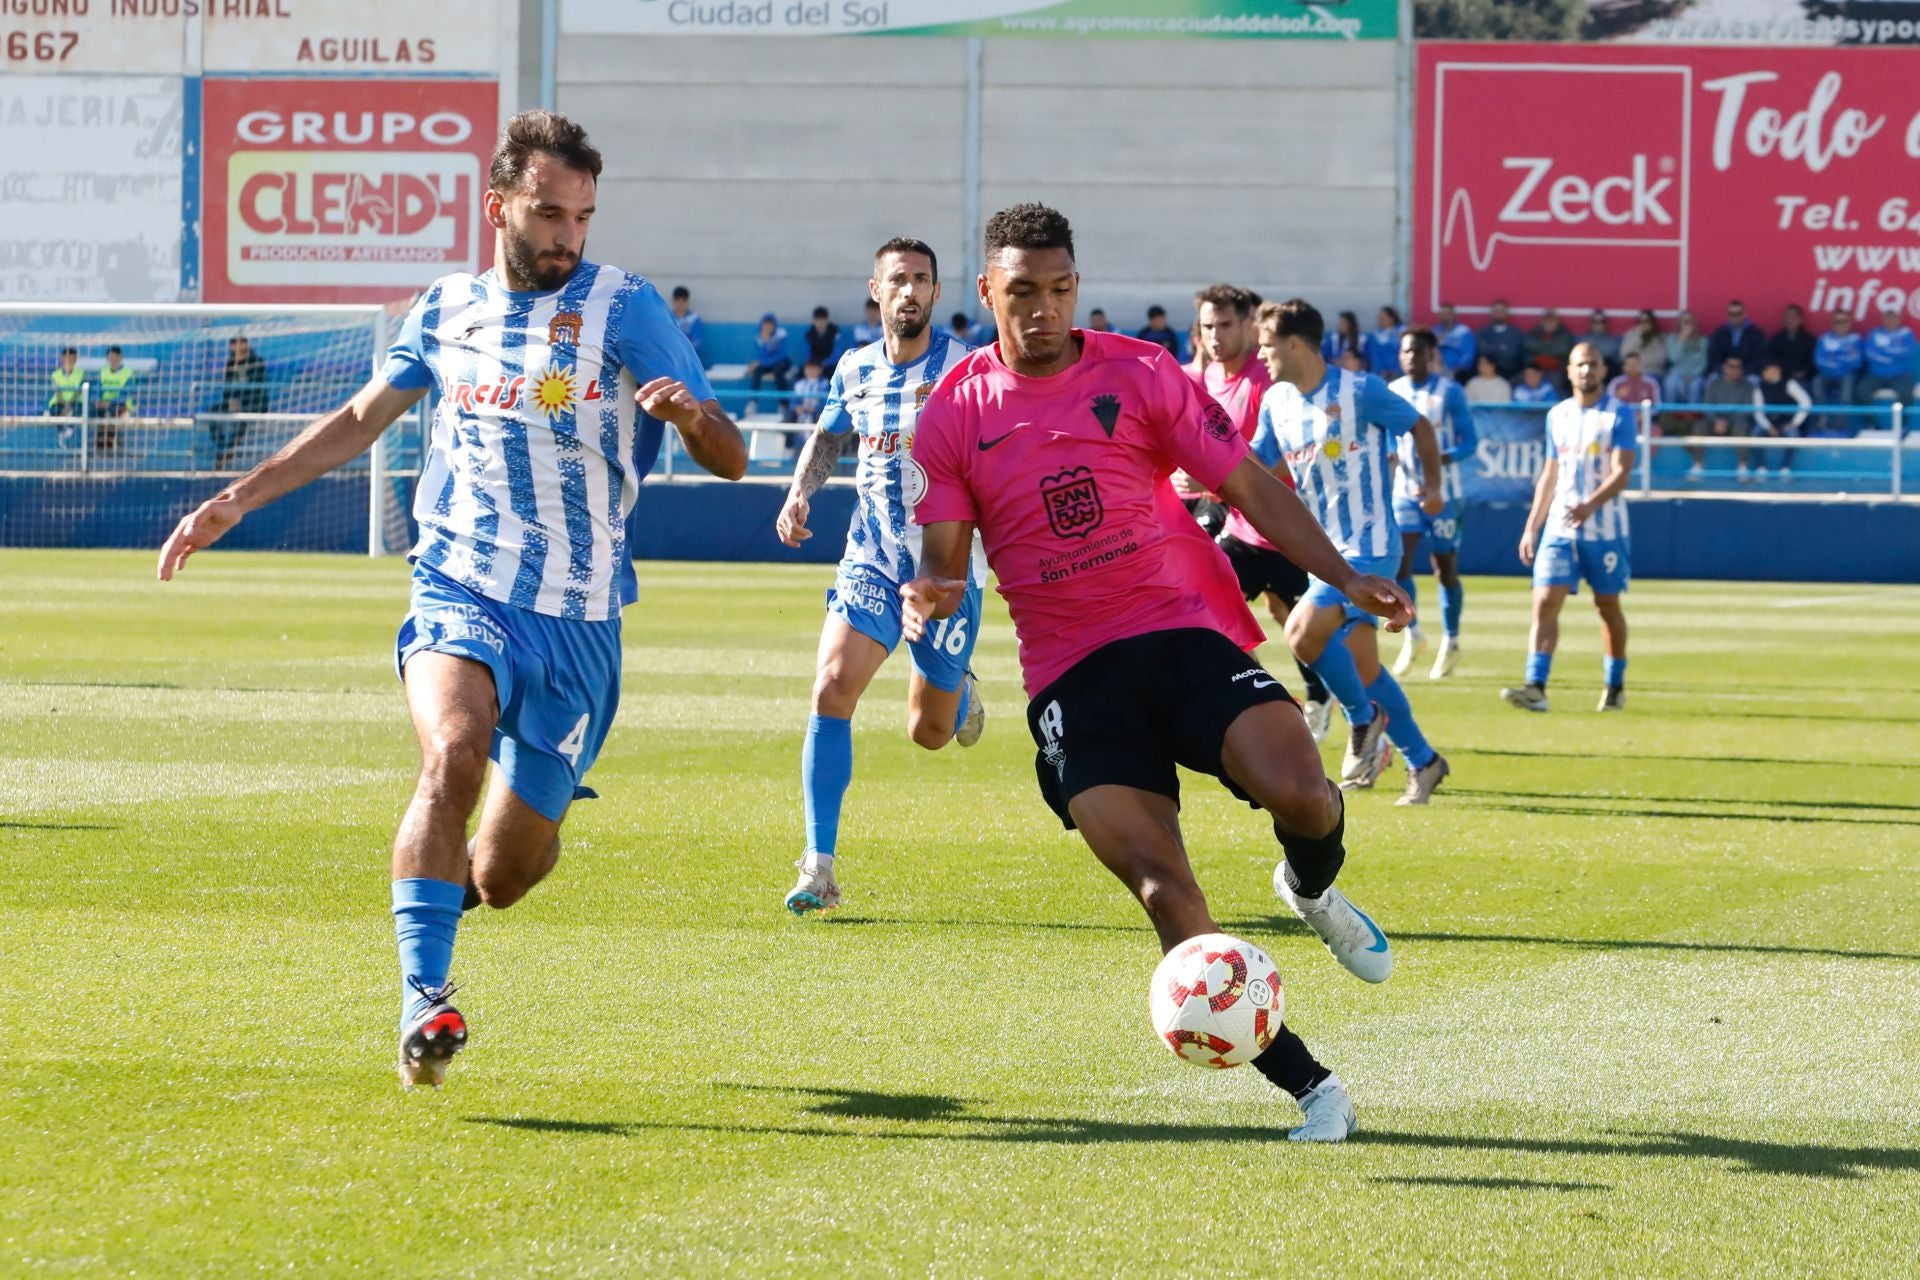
[1276,791,1346,901]
[1296,659,1330,704]
[1252,1025,1332,1097]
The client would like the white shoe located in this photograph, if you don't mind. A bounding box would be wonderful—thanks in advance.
[1338,705,1390,790]
[955,671,986,747]
[1273,876,1393,983]
[1390,627,1428,677]
[784,859,841,915]
[1685,463,1704,480]
[1758,468,1773,480]
[1597,686,1626,712]
[1288,1073,1357,1142]
[1429,637,1459,680]
[1301,697,1334,745]
[1396,752,1449,806]
[1500,683,1550,713]
[1736,465,1753,483]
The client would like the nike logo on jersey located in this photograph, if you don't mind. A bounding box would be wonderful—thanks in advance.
[978,426,1024,451]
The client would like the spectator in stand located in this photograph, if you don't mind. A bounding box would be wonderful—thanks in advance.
[94,344,135,453]
[1618,309,1668,380]
[1583,309,1621,377]
[1696,354,1760,480]
[1858,304,1917,408]
[46,346,85,448]
[1476,298,1528,379]
[804,305,841,374]
[1510,365,1558,405]
[215,334,268,470]
[1527,308,1575,391]
[1086,307,1112,333]
[745,312,793,416]
[1706,299,1766,379]
[669,286,706,365]
[850,298,883,348]
[949,310,985,346]
[1463,354,1511,405]
[1813,309,1865,434]
[1362,305,1404,377]
[788,357,829,435]
[1664,311,1709,403]
[1321,309,1363,365]
[1434,302,1476,378]
[1754,358,1811,480]
[1607,351,1661,409]
[1135,304,1181,356]
[1765,304,1816,387]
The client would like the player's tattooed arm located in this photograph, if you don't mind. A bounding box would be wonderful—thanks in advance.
[776,430,849,547]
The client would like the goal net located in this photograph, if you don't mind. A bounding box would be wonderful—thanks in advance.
[0,303,424,555]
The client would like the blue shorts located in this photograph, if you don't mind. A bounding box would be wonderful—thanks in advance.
[1303,553,1401,630]
[1392,497,1464,556]
[395,563,621,822]
[826,561,983,693]
[1534,536,1630,596]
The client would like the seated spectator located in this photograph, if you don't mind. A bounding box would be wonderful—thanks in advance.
[1321,309,1363,366]
[1813,309,1865,434]
[1527,308,1575,390]
[216,335,268,470]
[1510,365,1559,405]
[1766,303,1816,386]
[1476,298,1528,379]
[94,345,136,453]
[1583,309,1621,377]
[46,345,84,449]
[669,286,705,365]
[950,311,985,345]
[1694,355,1761,480]
[1434,302,1476,379]
[788,358,829,436]
[1754,358,1811,480]
[1463,354,1511,404]
[1857,304,1917,408]
[851,299,883,348]
[1086,308,1112,333]
[1707,299,1767,378]
[1607,351,1662,408]
[1136,305,1181,356]
[1664,311,1708,402]
[805,306,841,374]
[1363,306,1404,377]
[745,312,792,415]
[1618,309,1668,379]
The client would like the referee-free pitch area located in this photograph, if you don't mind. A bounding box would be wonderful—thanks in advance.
[4,550,1918,1277]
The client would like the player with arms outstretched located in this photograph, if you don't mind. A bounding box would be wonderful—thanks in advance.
[775,238,985,916]
[157,111,747,1087]
[1502,342,1634,713]
[903,205,1416,1142]
[1388,327,1477,679]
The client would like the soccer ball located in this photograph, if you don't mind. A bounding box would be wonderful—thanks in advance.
[1149,933,1284,1068]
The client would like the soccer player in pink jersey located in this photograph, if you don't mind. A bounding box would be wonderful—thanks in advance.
[901,205,1412,1142]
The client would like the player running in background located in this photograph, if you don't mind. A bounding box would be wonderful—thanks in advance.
[904,204,1417,1142]
[157,111,746,1087]
[1388,327,1477,680]
[775,238,984,916]
[1254,300,1451,805]
[1502,342,1634,713]
[1191,283,1335,742]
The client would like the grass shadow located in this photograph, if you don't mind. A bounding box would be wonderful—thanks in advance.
[0,820,119,831]
[1374,1175,1609,1192]
[1456,800,1920,828]
[1455,747,1917,773]
[1447,787,1920,816]
[1212,918,1920,964]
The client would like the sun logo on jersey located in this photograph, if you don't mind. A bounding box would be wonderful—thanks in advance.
[532,364,580,420]
[1324,438,1344,460]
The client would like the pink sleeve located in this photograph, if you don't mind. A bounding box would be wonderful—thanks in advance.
[909,381,976,524]
[1150,354,1249,492]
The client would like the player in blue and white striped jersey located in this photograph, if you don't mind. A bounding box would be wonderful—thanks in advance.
[1503,342,1635,714]
[1388,328,1478,681]
[157,111,746,1088]
[774,237,988,916]
[1252,298,1451,806]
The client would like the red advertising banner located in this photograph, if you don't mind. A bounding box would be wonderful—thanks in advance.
[202,78,497,304]
[1414,43,1920,330]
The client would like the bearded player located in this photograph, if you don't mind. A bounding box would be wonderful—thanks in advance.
[903,204,1416,1142]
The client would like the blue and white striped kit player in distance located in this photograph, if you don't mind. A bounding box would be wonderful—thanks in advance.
[156,111,748,1089]
[1388,327,1477,681]
[1504,343,1635,714]
[774,238,988,917]
[1252,298,1451,806]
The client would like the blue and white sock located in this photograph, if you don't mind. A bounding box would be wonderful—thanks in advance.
[1526,651,1553,689]
[1441,581,1464,638]
[802,713,854,859]
[1307,635,1374,725]
[392,877,464,1027]
[1603,656,1627,689]
[1366,671,1436,770]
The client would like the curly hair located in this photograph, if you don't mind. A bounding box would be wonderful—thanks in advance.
[984,203,1075,263]
[1195,283,1262,319]
[490,110,602,194]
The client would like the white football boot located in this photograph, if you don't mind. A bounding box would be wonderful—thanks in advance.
[1390,626,1428,677]
[1273,875,1394,983]
[1429,636,1460,679]
[1397,753,1450,806]
[1301,696,1334,745]
[1337,705,1390,790]
[1500,683,1550,713]
[784,858,841,916]
[955,671,986,747]
[1288,1074,1357,1143]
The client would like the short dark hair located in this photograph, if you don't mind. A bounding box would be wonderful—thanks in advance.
[1089,307,1106,318]
[671,286,690,301]
[984,203,1074,263]
[951,311,971,327]
[1146,305,1166,319]
[489,109,602,195]
[106,345,122,356]
[1194,284,1261,319]
[874,236,938,283]
[1404,326,1438,352]
[60,346,77,357]
[1257,298,1326,347]
[812,306,830,320]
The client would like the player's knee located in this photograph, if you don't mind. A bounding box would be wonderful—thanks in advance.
[416,733,489,808]
[470,863,529,910]
[1268,773,1340,839]
[908,713,952,751]
[1283,611,1320,660]
[811,668,860,718]
[1134,867,1202,924]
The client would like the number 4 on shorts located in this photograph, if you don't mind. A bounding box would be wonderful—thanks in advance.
[558,713,589,765]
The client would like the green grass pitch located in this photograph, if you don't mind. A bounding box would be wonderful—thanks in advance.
[3,549,1919,1276]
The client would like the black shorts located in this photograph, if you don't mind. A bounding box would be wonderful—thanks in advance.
[1215,533,1310,604]
[1025,627,1298,830]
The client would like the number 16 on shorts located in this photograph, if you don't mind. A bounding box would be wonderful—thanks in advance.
[908,583,984,692]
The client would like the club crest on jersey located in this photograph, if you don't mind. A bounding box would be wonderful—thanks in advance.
[1090,393,1122,438]
[548,311,583,346]
[1202,401,1234,442]
[915,381,934,409]
[1040,465,1104,540]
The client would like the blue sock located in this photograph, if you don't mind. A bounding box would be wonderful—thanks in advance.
[802,713,854,856]
[1442,581,1464,637]
[392,877,464,1026]
[1526,651,1552,688]
[1366,671,1436,770]
[1308,634,1374,725]
[1604,656,1627,688]
[950,678,971,736]
[1397,572,1418,624]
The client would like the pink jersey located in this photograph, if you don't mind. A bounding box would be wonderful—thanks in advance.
[1190,356,1289,552]
[912,331,1262,696]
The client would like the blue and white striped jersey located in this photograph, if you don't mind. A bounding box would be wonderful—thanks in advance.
[1546,395,1636,543]
[1253,367,1421,560]
[382,262,711,622]
[1388,373,1477,506]
[819,330,982,583]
